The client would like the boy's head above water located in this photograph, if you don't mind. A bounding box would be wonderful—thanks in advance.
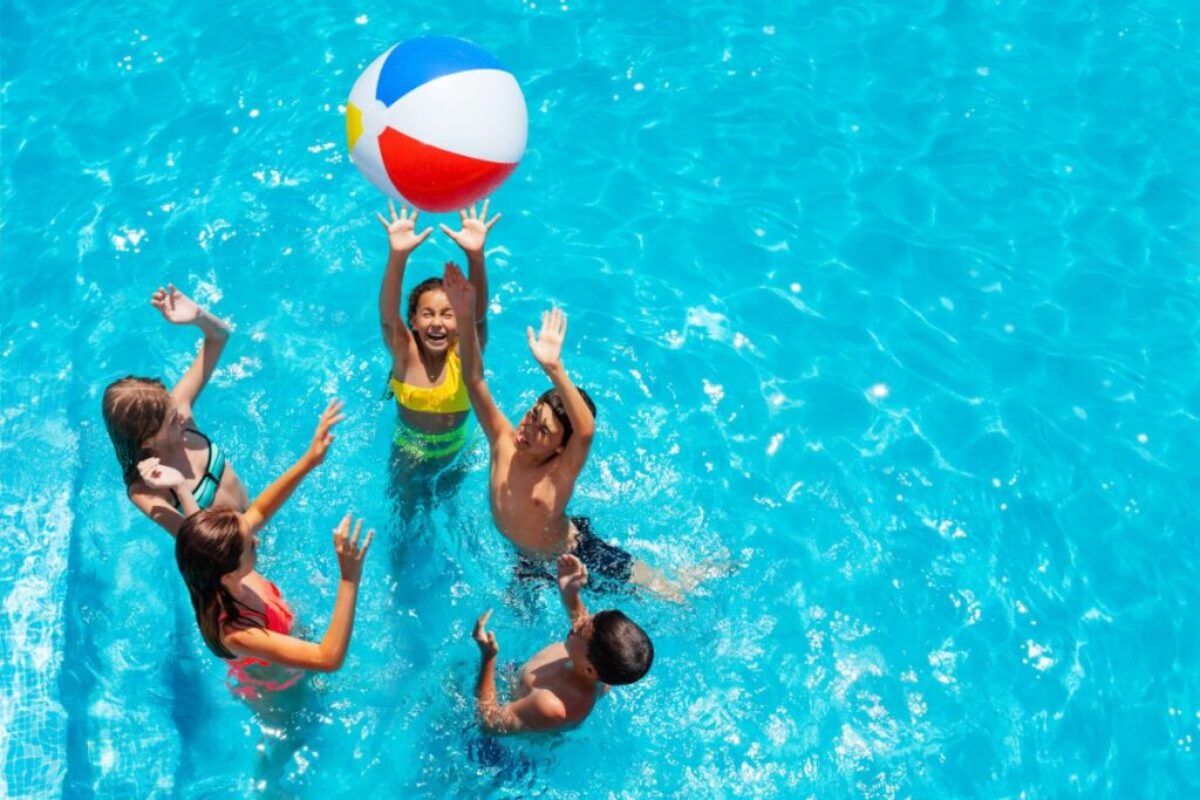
[515,388,597,457]
[406,277,457,353]
[567,609,654,686]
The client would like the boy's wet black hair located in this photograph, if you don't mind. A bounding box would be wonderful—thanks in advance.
[538,387,597,449]
[587,610,653,685]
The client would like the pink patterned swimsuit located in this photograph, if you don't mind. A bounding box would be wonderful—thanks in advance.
[221,579,305,699]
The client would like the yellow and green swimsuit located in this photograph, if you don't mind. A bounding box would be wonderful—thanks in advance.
[389,349,471,459]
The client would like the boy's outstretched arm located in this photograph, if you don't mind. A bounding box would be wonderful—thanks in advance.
[376,203,432,368]
[152,284,230,413]
[440,200,500,351]
[528,308,595,475]
[243,399,345,533]
[443,263,511,445]
[556,555,590,625]
[472,611,569,734]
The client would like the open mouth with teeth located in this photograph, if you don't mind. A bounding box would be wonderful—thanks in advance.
[422,330,450,346]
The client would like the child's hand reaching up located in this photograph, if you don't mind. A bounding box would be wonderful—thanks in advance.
[527,307,567,371]
[557,554,588,598]
[376,202,432,256]
[442,261,476,319]
[306,399,346,466]
[473,609,499,659]
[332,512,374,584]
[439,200,500,256]
[150,284,200,326]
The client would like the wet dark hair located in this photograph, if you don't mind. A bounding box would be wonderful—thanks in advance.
[102,376,172,487]
[587,610,653,686]
[176,509,262,659]
[406,277,446,325]
[537,388,597,449]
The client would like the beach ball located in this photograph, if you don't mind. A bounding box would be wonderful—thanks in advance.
[346,36,527,212]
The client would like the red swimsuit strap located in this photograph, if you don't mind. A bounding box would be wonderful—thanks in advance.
[220,580,295,637]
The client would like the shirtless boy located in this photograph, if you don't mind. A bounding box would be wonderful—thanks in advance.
[471,554,653,732]
[442,264,674,594]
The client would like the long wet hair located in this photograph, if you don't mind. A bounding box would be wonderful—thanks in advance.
[102,376,172,487]
[176,509,262,659]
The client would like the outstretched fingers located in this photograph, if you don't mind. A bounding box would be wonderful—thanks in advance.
[322,398,346,420]
[480,198,502,230]
[333,512,351,548]
[443,261,468,286]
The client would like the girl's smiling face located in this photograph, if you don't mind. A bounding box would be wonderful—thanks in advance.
[410,288,458,352]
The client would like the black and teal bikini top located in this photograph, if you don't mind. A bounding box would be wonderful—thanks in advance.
[170,428,226,512]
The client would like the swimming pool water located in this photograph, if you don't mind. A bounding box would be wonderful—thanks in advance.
[2,0,1199,796]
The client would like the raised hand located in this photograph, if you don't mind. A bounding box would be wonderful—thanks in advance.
[137,457,187,489]
[526,307,567,369]
[306,399,346,466]
[473,609,499,658]
[332,513,373,583]
[376,201,433,256]
[556,554,588,598]
[439,200,500,255]
[441,261,476,318]
[150,284,201,326]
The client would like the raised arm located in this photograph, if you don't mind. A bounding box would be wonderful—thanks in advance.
[242,399,344,533]
[224,514,372,671]
[440,200,500,351]
[472,610,569,733]
[376,203,432,368]
[443,262,512,445]
[528,308,595,474]
[152,285,231,412]
[556,554,590,626]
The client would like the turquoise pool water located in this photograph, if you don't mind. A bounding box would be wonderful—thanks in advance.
[3,0,1199,796]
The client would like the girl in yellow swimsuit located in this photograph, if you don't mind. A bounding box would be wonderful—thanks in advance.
[376,200,500,463]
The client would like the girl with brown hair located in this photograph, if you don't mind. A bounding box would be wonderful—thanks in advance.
[101,284,249,534]
[175,399,373,699]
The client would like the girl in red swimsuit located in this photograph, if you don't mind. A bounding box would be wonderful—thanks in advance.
[175,399,374,700]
